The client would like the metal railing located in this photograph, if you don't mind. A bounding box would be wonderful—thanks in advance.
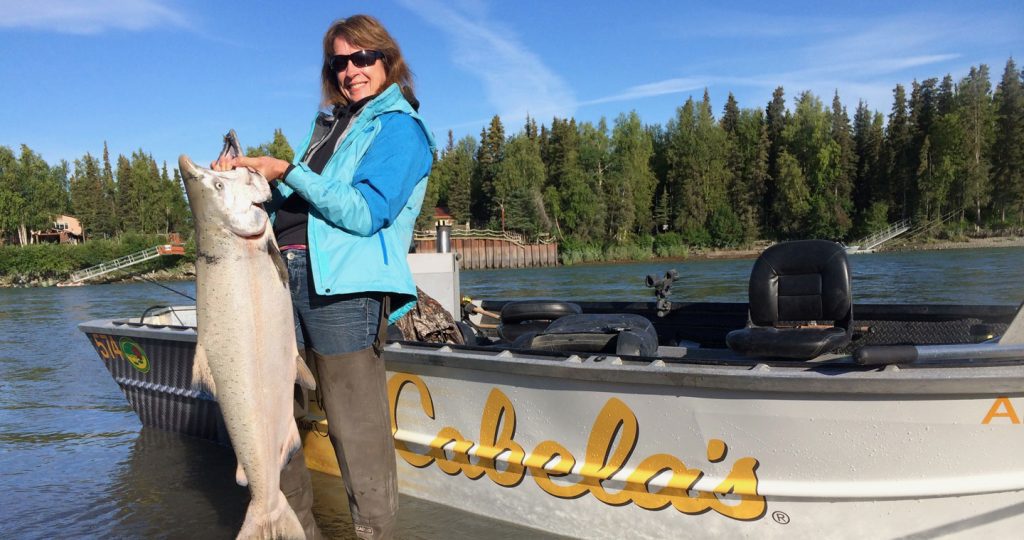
[901,209,961,240]
[66,243,185,284]
[414,228,556,246]
[850,219,912,251]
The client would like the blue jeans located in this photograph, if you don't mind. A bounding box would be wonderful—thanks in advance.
[283,248,381,355]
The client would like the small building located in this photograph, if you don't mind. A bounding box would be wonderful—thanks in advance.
[433,207,453,228]
[31,215,85,244]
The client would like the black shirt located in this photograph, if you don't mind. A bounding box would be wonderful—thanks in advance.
[273,96,374,246]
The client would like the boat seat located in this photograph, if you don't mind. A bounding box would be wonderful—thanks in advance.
[516,313,659,357]
[726,240,852,359]
[498,300,582,342]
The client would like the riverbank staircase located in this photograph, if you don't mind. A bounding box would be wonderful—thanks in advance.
[60,234,185,286]
[846,220,912,253]
[846,209,963,254]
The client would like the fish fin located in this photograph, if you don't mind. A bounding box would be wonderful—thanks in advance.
[280,422,303,472]
[266,234,289,286]
[190,342,217,398]
[295,354,316,390]
[235,461,248,487]
[237,491,304,540]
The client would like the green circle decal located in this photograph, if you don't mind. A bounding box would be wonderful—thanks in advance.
[119,337,151,373]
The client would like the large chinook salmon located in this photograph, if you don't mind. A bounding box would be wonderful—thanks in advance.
[179,133,314,540]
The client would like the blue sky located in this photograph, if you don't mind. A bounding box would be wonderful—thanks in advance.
[1,0,1022,173]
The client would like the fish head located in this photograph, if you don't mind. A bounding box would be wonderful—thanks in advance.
[178,154,273,238]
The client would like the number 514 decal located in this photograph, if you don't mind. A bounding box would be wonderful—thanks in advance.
[91,334,151,373]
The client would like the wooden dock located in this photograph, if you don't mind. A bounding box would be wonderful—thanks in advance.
[414,230,558,270]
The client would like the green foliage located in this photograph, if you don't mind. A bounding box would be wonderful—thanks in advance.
[772,151,811,238]
[246,129,295,162]
[0,243,83,278]
[0,233,189,281]
[608,111,656,240]
[494,133,548,236]
[434,135,476,227]
[992,58,1024,224]
[473,116,505,226]
[680,225,713,248]
[708,205,744,247]
[603,242,654,262]
[652,232,690,258]
[0,146,23,241]
[558,237,604,266]
[852,201,891,240]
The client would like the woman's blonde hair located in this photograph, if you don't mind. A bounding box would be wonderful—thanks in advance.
[320,14,415,108]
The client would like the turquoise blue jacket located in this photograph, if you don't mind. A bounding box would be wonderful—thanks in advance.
[269,84,435,321]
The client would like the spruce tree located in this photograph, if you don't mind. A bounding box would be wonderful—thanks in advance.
[727,108,769,242]
[721,93,740,135]
[101,142,119,236]
[115,154,138,233]
[992,58,1024,223]
[70,153,105,238]
[445,136,476,227]
[764,86,788,233]
[473,116,505,226]
[885,84,913,219]
[829,91,856,236]
[956,65,994,226]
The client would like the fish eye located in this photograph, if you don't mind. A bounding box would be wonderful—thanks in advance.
[214,181,224,190]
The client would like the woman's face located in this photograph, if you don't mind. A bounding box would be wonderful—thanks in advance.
[333,37,387,103]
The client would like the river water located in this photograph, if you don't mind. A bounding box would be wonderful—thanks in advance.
[1,247,1022,539]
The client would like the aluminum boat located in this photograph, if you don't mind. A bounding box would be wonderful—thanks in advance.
[78,240,1024,538]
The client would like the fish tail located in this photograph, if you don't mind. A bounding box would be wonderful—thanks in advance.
[236,491,304,540]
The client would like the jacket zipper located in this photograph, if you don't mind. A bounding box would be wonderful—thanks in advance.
[302,116,339,163]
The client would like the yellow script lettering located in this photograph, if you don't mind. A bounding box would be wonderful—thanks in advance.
[388,373,766,521]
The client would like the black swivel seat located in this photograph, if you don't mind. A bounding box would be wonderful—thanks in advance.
[726,240,852,359]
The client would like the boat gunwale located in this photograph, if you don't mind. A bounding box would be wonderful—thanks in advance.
[78,318,1024,396]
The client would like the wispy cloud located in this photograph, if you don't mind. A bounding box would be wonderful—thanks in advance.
[694,12,984,112]
[582,77,708,106]
[398,0,575,122]
[0,0,189,34]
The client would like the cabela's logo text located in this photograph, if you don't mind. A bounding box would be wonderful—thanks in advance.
[388,373,766,521]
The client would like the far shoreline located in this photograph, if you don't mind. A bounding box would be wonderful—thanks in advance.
[3,235,1023,287]
[517,234,1024,268]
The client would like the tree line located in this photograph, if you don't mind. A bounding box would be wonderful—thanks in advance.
[420,58,1024,255]
[2,60,1021,258]
[0,129,296,246]
[0,143,190,244]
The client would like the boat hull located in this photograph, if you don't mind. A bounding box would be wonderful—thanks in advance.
[79,309,1024,538]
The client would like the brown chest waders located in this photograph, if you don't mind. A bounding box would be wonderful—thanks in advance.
[312,296,398,539]
[280,346,324,540]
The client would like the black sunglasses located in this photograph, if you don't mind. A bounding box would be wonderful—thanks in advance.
[328,50,385,72]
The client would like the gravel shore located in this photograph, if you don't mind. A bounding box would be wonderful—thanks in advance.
[693,235,1024,261]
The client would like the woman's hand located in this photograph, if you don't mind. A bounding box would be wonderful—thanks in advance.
[209,155,290,181]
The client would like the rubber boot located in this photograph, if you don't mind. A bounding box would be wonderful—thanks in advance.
[280,444,324,540]
[314,347,398,539]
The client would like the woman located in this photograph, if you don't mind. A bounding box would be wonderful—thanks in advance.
[217,14,434,540]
